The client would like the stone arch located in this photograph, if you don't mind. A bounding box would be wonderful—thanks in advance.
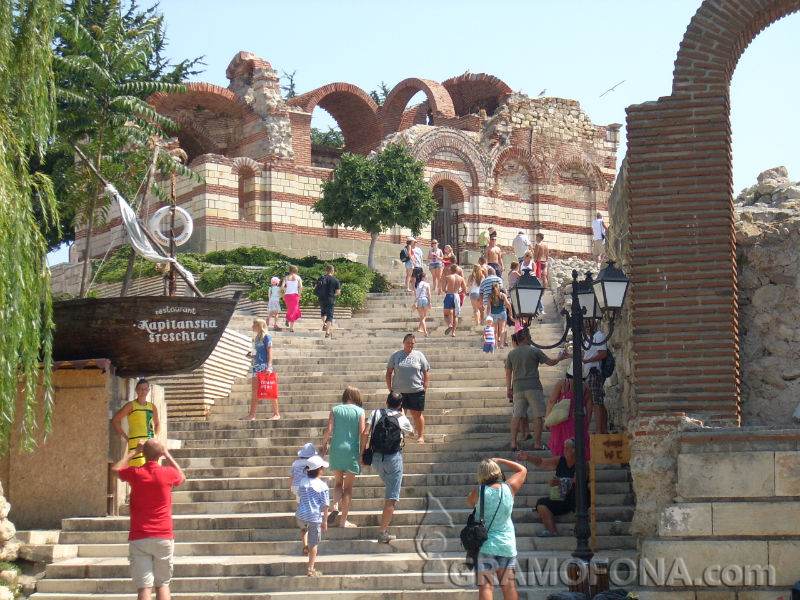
[625,0,800,424]
[171,114,221,162]
[410,128,489,193]
[381,78,457,136]
[231,156,261,175]
[492,146,544,187]
[428,172,470,203]
[287,82,381,155]
[442,73,513,117]
[548,155,606,192]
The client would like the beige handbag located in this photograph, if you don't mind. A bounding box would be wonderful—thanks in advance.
[544,396,571,427]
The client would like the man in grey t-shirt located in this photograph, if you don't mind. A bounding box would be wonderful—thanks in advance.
[504,328,566,451]
[386,333,430,443]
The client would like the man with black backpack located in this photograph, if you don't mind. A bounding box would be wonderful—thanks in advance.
[314,265,341,339]
[361,391,413,543]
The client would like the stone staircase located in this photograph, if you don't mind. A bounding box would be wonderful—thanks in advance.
[30,281,638,599]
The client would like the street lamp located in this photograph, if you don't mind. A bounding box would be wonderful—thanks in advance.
[508,270,545,319]
[510,262,630,564]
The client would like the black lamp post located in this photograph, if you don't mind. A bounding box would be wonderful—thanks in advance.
[510,260,629,563]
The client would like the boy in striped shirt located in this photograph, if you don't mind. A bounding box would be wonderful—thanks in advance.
[295,455,330,576]
[483,315,496,354]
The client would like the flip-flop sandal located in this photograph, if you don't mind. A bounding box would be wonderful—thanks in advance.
[524,434,533,441]
[535,444,549,451]
[307,569,322,577]
[302,545,309,556]
[327,509,339,524]
[537,530,556,537]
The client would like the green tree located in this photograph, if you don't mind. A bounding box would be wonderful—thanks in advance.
[53,0,191,297]
[281,69,297,99]
[315,143,436,269]
[37,0,204,253]
[310,126,344,148]
[369,81,391,106]
[0,0,61,450]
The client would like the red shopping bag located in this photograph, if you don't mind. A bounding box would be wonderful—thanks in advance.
[257,371,278,399]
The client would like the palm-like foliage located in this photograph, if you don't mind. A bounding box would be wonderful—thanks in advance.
[54,1,196,297]
[0,0,61,451]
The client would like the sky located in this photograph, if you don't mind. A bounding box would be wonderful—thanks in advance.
[47,0,800,264]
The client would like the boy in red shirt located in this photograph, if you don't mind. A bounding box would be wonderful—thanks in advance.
[112,438,185,600]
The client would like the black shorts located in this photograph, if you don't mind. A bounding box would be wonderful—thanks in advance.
[401,390,426,412]
[535,497,575,517]
[320,302,335,321]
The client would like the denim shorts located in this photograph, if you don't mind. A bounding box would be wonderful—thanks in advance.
[477,553,517,573]
[373,451,403,500]
[417,297,430,308]
[296,518,323,547]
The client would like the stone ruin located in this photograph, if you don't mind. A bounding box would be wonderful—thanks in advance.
[736,166,800,426]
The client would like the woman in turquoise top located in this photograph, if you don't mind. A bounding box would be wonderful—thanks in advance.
[467,457,527,600]
[321,387,365,528]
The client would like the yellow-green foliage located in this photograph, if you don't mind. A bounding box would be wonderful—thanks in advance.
[0,0,61,452]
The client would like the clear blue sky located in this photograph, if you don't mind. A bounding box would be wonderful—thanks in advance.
[47,0,800,264]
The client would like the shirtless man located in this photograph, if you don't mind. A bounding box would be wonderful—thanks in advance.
[477,256,489,278]
[441,264,466,337]
[533,233,549,287]
[485,232,504,279]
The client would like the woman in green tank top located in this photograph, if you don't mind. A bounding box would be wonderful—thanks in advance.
[111,379,161,467]
[321,387,365,528]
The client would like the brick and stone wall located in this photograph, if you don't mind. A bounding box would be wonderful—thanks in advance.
[70,52,619,269]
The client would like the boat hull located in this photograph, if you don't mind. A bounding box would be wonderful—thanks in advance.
[53,295,240,377]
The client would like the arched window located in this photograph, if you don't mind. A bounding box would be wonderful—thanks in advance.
[237,166,256,221]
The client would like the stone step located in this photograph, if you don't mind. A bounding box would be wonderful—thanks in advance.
[42,550,634,580]
[70,532,634,559]
[130,496,636,516]
[58,520,631,545]
[63,507,633,532]
[178,462,630,480]
[15,530,61,545]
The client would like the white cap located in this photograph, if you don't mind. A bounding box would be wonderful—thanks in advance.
[407,236,416,242]
[485,315,494,322]
[297,442,316,458]
[306,455,329,470]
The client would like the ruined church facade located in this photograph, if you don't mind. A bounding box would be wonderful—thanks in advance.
[72,52,619,265]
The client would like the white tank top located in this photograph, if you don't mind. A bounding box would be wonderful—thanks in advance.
[285,279,299,294]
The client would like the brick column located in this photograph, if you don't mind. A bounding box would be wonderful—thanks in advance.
[625,93,739,424]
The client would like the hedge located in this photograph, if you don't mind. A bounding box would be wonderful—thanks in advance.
[90,245,390,309]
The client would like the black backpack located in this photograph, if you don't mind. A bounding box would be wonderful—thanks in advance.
[371,409,402,454]
[601,349,615,379]
[399,246,410,262]
[313,275,327,299]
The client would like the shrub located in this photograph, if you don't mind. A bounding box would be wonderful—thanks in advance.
[89,245,384,309]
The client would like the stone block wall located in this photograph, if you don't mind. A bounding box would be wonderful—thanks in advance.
[641,428,800,593]
[0,369,127,529]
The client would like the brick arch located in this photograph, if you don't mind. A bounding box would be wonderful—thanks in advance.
[491,146,544,185]
[442,73,513,117]
[149,82,256,120]
[287,83,381,155]
[625,0,800,425]
[548,155,606,191]
[381,78,456,136]
[410,129,489,193]
[428,172,470,203]
[231,156,261,176]
[171,114,221,163]
[672,1,800,95]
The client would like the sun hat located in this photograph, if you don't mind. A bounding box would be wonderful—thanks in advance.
[297,442,316,458]
[270,276,280,285]
[306,455,329,470]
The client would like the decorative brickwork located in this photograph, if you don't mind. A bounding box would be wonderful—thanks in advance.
[380,77,457,136]
[625,0,800,424]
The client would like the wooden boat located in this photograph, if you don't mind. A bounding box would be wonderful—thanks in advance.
[52,293,241,377]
